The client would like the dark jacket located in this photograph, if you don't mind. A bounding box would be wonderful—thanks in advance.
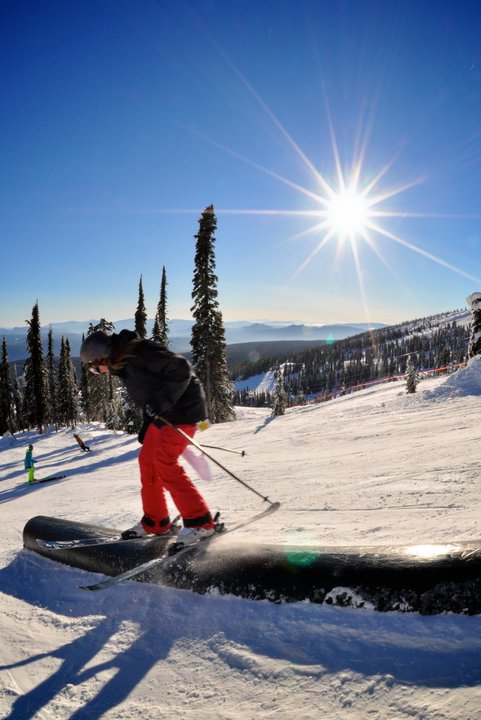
[109,330,207,436]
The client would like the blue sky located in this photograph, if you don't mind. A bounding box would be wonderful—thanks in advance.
[2,0,481,328]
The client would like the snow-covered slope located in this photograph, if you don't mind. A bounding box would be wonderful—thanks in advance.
[1,363,481,718]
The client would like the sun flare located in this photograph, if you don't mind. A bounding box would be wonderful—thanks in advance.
[325,187,369,240]
[179,77,481,293]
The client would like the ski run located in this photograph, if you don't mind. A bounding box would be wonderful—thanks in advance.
[1,363,481,718]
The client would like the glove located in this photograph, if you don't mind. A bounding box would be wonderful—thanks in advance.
[145,404,157,419]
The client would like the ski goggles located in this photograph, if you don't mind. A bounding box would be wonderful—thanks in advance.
[88,359,108,374]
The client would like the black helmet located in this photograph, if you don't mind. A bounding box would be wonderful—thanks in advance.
[80,331,113,364]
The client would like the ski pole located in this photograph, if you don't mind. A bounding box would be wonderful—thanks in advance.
[201,444,246,456]
[154,413,275,506]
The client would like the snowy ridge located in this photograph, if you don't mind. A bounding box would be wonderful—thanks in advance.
[235,306,472,397]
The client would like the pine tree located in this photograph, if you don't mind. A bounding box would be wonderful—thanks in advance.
[86,320,116,422]
[46,328,59,429]
[152,316,161,344]
[466,292,481,358]
[405,356,418,394]
[57,337,79,426]
[191,205,235,423]
[132,275,150,427]
[272,366,288,416]
[0,337,13,434]
[105,400,123,430]
[78,332,91,421]
[134,274,147,339]
[152,266,169,347]
[23,302,49,432]
[120,387,142,434]
[12,366,24,432]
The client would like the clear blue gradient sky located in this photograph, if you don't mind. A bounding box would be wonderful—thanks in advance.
[2,0,481,328]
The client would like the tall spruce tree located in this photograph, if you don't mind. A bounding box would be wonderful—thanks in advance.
[190,205,235,423]
[466,292,481,358]
[152,266,169,347]
[57,337,79,426]
[134,274,147,339]
[86,320,116,422]
[12,365,24,432]
[23,302,49,432]
[272,366,288,416]
[46,328,59,428]
[130,275,149,428]
[152,316,161,343]
[0,337,13,434]
[79,332,92,421]
[405,356,418,394]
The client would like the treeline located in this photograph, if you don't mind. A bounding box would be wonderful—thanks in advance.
[232,311,471,407]
[0,206,234,436]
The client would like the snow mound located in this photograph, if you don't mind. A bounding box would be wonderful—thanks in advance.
[0,431,18,448]
[424,356,481,401]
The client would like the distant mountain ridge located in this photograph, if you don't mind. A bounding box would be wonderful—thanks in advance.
[0,318,386,361]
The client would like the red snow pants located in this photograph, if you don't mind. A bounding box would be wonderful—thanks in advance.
[138,423,213,533]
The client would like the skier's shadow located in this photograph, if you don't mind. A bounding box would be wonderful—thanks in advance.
[2,617,158,720]
[1,546,481,720]
[0,553,177,720]
[254,415,276,433]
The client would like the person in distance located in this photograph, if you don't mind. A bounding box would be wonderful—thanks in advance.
[24,443,36,484]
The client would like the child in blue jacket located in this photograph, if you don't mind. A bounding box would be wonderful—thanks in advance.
[24,444,35,483]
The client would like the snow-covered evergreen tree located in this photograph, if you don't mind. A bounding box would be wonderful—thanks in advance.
[152,266,169,347]
[79,333,91,421]
[405,355,418,394]
[272,366,288,416]
[130,276,148,428]
[118,386,142,434]
[0,337,13,434]
[134,274,147,339]
[46,329,59,429]
[190,205,235,423]
[152,316,161,343]
[12,366,24,432]
[466,292,481,358]
[105,385,124,430]
[57,337,79,426]
[85,320,116,422]
[297,388,308,405]
[23,302,49,432]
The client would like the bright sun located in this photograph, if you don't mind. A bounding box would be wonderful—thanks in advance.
[194,77,481,291]
[325,187,369,239]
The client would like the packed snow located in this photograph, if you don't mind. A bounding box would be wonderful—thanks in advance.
[1,361,481,719]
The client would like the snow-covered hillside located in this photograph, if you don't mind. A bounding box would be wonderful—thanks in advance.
[235,306,472,396]
[1,362,481,718]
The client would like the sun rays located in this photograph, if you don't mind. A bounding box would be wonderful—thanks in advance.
[214,120,481,294]
[162,58,481,311]
[198,56,481,298]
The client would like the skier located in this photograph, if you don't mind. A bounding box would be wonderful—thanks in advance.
[80,329,215,544]
[24,444,35,484]
[73,433,91,452]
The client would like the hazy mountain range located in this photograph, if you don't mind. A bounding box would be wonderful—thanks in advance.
[1,318,385,362]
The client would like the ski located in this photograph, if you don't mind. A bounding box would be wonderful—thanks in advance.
[37,516,182,550]
[38,534,124,549]
[37,532,177,550]
[79,501,280,591]
[29,475,66,484]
